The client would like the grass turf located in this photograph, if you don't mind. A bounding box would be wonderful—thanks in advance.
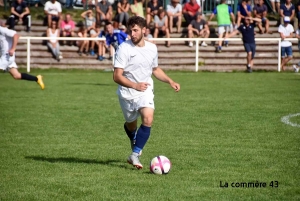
[0,70,299,201]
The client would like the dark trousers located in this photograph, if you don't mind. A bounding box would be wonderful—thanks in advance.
[8,14,31,30]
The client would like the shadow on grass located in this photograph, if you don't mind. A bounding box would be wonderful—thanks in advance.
[25,156,131,169]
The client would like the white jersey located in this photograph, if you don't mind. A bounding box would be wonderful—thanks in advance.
[114,40,158,100]
[0,26,16,56]
[44,1,62,15]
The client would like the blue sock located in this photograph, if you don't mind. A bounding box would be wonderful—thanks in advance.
[124,123,136,140]
[133,124,151,154]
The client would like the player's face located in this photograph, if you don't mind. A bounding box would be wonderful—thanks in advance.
[129,24,145,45]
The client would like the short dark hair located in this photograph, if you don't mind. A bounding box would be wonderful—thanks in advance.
[221,0,226,3]
[127,16,146,29]
[105,21,113,26]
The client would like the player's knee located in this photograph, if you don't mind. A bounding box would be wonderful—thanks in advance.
[142,116,153,127]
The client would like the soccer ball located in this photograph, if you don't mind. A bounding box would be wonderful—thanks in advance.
[150,155,171,175]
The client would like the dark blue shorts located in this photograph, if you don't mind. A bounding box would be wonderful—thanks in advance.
[244,43,256,59]
[281,46,293,58]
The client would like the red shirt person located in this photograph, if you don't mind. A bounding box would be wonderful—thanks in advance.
[182,0,201,25]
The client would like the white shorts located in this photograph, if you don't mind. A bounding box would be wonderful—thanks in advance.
[119,93,155,123]
[218,25,230,35]
[0,54,17,71]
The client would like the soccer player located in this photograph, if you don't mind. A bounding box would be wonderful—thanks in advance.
[113,16,180,169]
[0,20,45,89]
[225,17,261,73]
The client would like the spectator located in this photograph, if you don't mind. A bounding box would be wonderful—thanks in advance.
[280,0,295,28]
[144,26,154,42]
[225,17,262,73]
[182,0,200,25]
[8,0,31,32]
[47,20,62,61]
[116,0,130,26]
[278,16,294,71]
[131,0,145,18]
[237,0,252,27]
[166,0,182,33]
[208,0,235,53]
[296,0,300,25]
[253,0,271,34]
[96,0,113,25]
[44,0,62,28]
[146,0,163,26]
[188,12,209,47]
[77,26,89,56]
[153,9,171,47]
[65,0,73,9]
[105,22,129,59]
[96,25,107,61]
[81,9,98,56]
[119,24,128,33]
[270,0,280,13]
[60,13,76,45]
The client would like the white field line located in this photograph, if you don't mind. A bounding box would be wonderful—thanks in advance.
[281,113,300,128]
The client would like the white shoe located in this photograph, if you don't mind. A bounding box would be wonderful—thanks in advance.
[127,153,143,169]
[189,42,193,47]
[201,42,207,47]
[293,65,299,73]
[59,53,63,59]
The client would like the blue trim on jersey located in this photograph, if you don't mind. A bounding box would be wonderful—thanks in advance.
[213,6,233,15]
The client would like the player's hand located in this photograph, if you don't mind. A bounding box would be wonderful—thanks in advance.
[8,48,15,56]
[170,81,180,92]
[134,82,151,92]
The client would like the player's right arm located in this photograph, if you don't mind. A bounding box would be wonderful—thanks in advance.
[8,31,19,56]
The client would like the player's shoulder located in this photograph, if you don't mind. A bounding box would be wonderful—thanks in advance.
[144,40,157,50]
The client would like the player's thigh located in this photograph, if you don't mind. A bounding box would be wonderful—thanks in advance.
[0,55,17,71]
[119,97,140,123]
[137,93,155,125]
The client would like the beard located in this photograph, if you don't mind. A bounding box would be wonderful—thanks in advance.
[131,34,143,45]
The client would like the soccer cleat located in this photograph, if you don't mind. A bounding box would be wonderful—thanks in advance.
[37,75,45,89]
[127,153,143,169]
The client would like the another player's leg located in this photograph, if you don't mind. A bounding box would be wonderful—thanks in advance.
[8,67,45,89]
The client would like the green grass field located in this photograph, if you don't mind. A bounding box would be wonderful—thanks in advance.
[0,69,299,201]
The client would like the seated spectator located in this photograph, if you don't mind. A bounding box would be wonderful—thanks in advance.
[182,0,201,25]
[119,24,128,34]
[44,0,62,28]
[166,0,182,33]
[60,13,76,45]
[96,0,113,25]
[96,25,107,61]
[81,9,98,56]
[253,0,271,34]
[105,22,128,59]
[153,9,171,47]
[270,0,280,13]
[115,0,130,26]
[146,0,163,26]
[188,12,209,47]
[131,0,145,18]
[77,26,89,56]
[8,0,31,32]
[47,20,62,61]
[237,0,252,27]
[144,26,153,42]
[280,0,295,28]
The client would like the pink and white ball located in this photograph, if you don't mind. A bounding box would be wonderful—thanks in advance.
[150,155,171,175]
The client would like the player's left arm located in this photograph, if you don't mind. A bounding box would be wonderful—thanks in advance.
[152,67,180,92]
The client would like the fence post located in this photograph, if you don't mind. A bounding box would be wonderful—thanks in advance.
[195,39,199,72]
[27,38,31,72]
[277,38,281,72]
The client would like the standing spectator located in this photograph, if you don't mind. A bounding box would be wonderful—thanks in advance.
[77,26,89,56]
[166,0,182,33]
[237,0,252,27]
[81,9,98,56]
[96,0,113,25]
[182,0,200,25]
[225,17,262,73]
[116,0,130,26]
[278,16,294,71]
[253,0,270,34]
[208,0,235,53]
[60,13,76,45]
[131,0,145,18]
[280,0,295,28]
[146,0,163,26]
[8,0,31,32]
[187,12,209,47]
[47,20,62,61]
[44,0,62,28]
[105,22,129,59]
[153,9,171,47]
[270,0,280,13]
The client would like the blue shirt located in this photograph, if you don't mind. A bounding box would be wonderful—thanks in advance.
[98,30,106,38]
[11,1,27,14]
[213,6,233,15]
[238,23,255,44]
[105,30,127,46]
[280,4,295,17]
[237,3,252,16]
